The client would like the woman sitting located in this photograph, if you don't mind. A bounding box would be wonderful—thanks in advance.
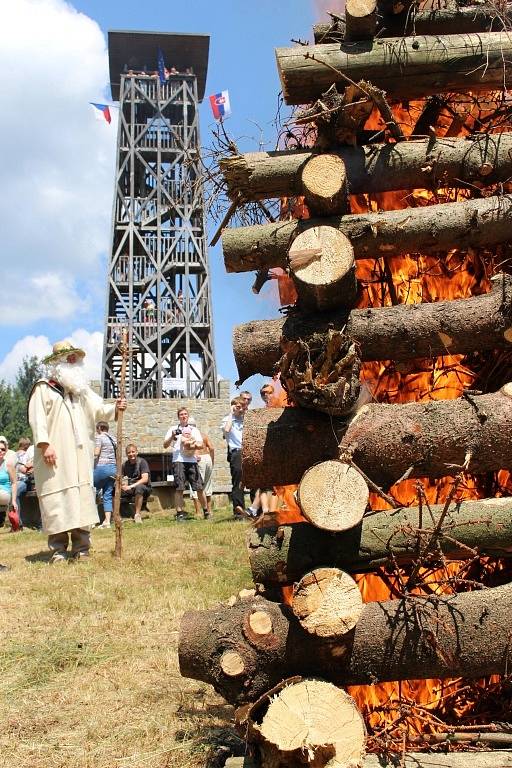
[0,439,18,527]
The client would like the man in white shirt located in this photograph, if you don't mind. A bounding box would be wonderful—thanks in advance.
[163,407,208,521]
[221,396,246,520]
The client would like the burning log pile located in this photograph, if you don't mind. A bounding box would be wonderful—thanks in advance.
[180,4,512,767]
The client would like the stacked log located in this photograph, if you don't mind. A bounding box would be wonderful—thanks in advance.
[179,6,512,766]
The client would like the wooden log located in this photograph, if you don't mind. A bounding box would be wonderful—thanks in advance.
[219,133,512,203]
[222,194,512,275]
[300,153,348,215]
[225,753,512,767]
[297,460,369,531]
[233,274,512,383]
[248,496,512,588]
[345,0,377,40]
[179,582,512,705]
[276,33,512,105]
[289,226,357,311]
[246,677,366,768]
[313,5,511,42]
[292,568,364,637]
[241,387,512,489]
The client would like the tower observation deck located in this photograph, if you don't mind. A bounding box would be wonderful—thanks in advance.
[101,31,217,399]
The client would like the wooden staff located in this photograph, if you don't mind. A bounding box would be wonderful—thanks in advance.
[113,328,128,558]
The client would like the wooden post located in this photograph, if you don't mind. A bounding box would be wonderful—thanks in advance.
[113,328,128,559]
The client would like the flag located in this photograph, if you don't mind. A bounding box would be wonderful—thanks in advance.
[157,48,168,85]
[90,102,112,124]
[209,90,231,120]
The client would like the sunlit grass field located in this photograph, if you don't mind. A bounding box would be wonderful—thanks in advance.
[0,507,251,768]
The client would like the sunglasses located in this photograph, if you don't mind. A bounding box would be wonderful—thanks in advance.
[0,448,6,452]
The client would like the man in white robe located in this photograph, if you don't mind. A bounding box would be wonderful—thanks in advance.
[28,340,126,562]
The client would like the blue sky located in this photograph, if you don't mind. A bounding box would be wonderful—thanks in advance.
[0,0,329,400]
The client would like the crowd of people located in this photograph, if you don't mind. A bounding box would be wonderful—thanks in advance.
[0,337,278,567]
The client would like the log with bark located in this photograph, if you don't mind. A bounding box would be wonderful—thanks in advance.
[313,5,512,42]
[276,33,512,105]
[297,460,369,530]
[242,676,366,768]
[233,273,512,383]
[241,387,512,488]
[222,194,512,275]
[179,582,512,705]
[300,153,349,216]
[248,496,512,588]
[344,0,377,40]
[219,133,512,203]
[225,753,512,768]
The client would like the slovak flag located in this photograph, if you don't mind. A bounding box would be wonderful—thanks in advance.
[209,90,231,120]
[90,102,112,124]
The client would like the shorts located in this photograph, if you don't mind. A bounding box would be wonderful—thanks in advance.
[173,461,203,492]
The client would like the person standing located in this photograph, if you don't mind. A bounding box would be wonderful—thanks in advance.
[93,421,117,529]
[221,396,246,520]
[28,340,126,563]
[163,407,208,521]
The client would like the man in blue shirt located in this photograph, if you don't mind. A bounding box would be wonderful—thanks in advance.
[221,396,246,520]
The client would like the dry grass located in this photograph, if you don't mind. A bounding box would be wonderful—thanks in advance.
[0,507,251,768]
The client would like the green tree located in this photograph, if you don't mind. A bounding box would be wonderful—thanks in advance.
[0,356,44,445]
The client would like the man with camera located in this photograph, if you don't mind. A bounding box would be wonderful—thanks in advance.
[163,407,208,521]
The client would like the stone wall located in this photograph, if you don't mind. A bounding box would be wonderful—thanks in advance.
[107,380,232,492]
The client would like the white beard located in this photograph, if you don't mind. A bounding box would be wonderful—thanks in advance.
[51,360,90,397]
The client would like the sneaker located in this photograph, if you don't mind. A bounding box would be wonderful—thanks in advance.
[133,513,143,524]
[98,521,111,529]
[176,512,187,522]
[50,552,67,565]
[0,563,9,571]
[203,510,211,520]
[72,551,90,561]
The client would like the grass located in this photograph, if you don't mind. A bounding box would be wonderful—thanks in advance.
[0,506,251,768]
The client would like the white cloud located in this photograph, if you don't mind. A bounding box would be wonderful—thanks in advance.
[0,330,104,384]
[0,0,115,326]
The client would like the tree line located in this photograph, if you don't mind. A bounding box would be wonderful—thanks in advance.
[0,357,44,445]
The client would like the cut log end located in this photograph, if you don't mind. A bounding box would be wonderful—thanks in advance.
[292,567,363,638]
[298,460,369,531]
[504,327,512,343]
[254,678,366,767]
[301,154,348,216]
[220,650,246,677]
[289,226,357,312]
[248,610,273,636]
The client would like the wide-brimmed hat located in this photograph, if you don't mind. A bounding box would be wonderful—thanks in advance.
[43,340,86,365]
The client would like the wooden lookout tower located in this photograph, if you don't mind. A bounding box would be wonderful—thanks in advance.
[101,30,217,399]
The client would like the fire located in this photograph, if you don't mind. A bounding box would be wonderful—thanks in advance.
[265,85,512,750]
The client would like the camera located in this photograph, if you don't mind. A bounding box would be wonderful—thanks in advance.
[174,427,182,436]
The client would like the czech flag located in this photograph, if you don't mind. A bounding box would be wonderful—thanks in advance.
[209,90,231,121]
[90,102,112,124]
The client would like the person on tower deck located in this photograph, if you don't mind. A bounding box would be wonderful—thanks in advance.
[120,443,151,523]
[221,396,247,520]
[28,340,127,563]
[163,407,208,521]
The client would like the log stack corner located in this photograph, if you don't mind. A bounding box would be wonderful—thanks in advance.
[179,4,512,766]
